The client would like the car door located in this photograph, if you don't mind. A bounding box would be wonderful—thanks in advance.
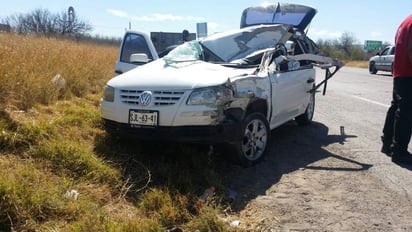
[268,61,313,128]
[375,47,390,70]
[383,46,395,72]
[114,31,159,75]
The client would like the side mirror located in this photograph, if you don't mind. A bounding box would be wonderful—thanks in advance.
[130,53,151,63]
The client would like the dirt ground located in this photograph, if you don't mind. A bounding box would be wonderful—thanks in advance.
[220,121,412,232]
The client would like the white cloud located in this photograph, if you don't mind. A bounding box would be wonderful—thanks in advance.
[207,22,219,30]
[369,31,383,38]
[107,9,204,22]
[107,9,128,18]
[308,28,342,40]
[260,1,273,7]
[131,13,204,22]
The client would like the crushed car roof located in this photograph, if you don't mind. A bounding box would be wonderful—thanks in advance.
[240,3,317,31]
[201,24,291,62]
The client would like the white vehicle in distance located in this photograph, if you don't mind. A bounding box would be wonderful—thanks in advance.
[101,3,343,166]
[368,45,395,75]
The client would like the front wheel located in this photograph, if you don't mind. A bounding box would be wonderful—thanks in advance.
[295,91,315,125]
[369,62,377,74]
[227,112,270,167]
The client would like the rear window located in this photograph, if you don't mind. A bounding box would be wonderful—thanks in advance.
[243,9,308,27]
[240,3,317,31]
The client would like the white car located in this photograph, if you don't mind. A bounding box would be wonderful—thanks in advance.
[101,3,343,166]
[368,45,395,75]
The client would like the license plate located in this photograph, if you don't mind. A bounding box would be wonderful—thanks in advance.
[129,110,158,127]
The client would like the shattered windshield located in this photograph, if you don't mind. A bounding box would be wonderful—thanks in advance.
[163,41,203,63]
[163,24,290,65]
[201,24,289,63]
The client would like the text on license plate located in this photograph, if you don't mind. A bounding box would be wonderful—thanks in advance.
[129,110,158,126]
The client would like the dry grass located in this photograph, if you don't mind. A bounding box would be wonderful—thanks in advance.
[344,60,368,69]
[0,33,117,110]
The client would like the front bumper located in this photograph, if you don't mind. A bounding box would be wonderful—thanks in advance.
[102,119,243,144]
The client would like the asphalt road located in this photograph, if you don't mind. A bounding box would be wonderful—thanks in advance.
[314,66,412,200]
[224,66,412,231]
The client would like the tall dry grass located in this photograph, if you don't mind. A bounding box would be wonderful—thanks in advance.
[0,33,117,110]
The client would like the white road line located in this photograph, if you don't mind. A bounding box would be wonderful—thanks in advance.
[351,95,390,108]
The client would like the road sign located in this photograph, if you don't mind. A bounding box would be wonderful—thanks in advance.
[196,22,208,39]
[364,40,382,51]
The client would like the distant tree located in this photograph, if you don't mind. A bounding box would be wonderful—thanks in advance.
[382,41,393,48]
[1,8,92,37]
[57,9,92,36]
[317,32,365,60]
[338,32,357,56]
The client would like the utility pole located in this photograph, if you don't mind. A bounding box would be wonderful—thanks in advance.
[68,6,75,34]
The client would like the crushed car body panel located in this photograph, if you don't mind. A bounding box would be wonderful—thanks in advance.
[201,24,291,62]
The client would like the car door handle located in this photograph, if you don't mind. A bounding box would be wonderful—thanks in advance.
[306,78,315,84]
[115,70,123,75]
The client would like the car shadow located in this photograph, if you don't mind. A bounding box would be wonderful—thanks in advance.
[220,120,372,211]
[393,162,412,170]
[373,73,392,77]
[94,120,371,213]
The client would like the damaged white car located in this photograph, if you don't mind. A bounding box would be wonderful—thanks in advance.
[101,3,343,166]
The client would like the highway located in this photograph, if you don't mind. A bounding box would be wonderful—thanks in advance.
[314,66,412,198]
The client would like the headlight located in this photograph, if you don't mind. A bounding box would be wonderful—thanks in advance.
[187,85,233,106]
[103,85,115,102]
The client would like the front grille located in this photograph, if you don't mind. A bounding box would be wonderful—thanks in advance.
[120,89,185,106]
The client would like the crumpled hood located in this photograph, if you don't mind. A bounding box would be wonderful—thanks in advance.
[107,59,253,90]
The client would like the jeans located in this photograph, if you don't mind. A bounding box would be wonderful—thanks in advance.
[382,77,412,153]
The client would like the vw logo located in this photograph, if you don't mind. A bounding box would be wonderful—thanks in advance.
[139,91,152,106]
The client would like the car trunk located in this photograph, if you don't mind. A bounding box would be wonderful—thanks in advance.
[240,3,317,31]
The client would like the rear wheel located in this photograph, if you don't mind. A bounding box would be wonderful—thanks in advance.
[227,112,270,167]
[369,62,377,74]
[295,91,315,125]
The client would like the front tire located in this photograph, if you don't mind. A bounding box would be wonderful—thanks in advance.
[227,112,270,167]
[295,91,315,125]
[369,62,377,74]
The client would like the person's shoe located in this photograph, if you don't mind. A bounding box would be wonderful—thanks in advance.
[381,144,392,157]
[391,151,412,165]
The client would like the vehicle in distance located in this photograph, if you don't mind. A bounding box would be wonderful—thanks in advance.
[368,45,395,75]
[101,3,343,166]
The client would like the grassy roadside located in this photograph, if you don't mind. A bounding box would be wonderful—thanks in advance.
[344,60,368,69]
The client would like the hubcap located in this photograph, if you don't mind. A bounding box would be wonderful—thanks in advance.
[242,119,268,161]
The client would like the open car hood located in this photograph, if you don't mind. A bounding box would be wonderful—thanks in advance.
[240,3,317,31]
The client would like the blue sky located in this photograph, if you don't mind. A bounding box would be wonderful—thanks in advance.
[1,0,411,44]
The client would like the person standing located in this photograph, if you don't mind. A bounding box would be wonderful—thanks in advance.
[381,14,412,165]
[182,29,190,43]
